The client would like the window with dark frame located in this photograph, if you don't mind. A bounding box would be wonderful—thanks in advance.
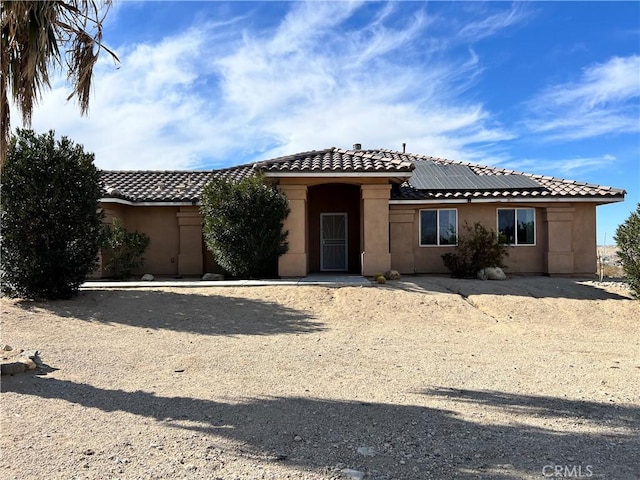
[420,209,458,246]
[498,208,535,245]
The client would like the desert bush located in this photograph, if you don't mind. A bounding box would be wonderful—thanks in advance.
[102,218,151,279]
[201,174,290,278]
[442,222,509,278]
[614,203,640,298]
[1,129,103,299]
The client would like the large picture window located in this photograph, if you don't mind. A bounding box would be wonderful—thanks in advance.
[420,209,457,246]
[498,208,535,245]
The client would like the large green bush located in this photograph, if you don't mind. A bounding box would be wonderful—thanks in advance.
[201,174,290,278]
[102,218,150,279]
[614,203,640,298]
[442,222,509,278]
[1,129,104,299]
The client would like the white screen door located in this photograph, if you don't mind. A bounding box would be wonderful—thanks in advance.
[321,213,348,271]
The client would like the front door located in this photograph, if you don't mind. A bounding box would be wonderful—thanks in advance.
[321,213,348,271]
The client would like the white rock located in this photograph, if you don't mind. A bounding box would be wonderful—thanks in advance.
[357,446,375,457]
[341,469,365,480]
[141,274,154,281]
[485,267,506,280]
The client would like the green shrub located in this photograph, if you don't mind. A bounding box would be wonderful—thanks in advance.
[442,222,509,278]
[201,174,290,278]
[102,218,151,279]
[0,129,103,299]
[614,203,640,298]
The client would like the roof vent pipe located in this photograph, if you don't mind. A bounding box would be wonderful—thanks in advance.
[402,142,406,153]
[353,143,361,151]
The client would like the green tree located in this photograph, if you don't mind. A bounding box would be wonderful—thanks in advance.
[1,0,119,166]
[442,222,509,278]
[614,203,640,298]
[102,218,150,279]
[1,129,103,299]
[201,174,290,278]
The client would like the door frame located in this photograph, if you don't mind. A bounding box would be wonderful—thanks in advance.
[320,212,348,271]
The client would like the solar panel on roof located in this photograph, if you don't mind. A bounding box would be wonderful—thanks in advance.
[408,161,542,191]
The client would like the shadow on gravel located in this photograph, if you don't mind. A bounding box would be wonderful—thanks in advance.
[394,275,633,301]
[3,377,638,479]
[421,387,639,431]
[13,290,324,337]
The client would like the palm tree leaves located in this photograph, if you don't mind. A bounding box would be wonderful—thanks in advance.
[0,1,119,167]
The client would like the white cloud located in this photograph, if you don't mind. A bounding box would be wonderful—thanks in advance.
[15,1,525,170]
[457,3,529,42]
[525,55,640,140]
[506,154,618,177]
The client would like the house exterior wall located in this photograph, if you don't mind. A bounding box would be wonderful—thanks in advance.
[99,195,600,279]
[571,203,597,275]
[390,202,598,276]
[123,206,181,276]
[99,203,207,278]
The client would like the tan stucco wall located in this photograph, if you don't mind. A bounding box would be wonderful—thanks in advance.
[571,203,597,275]
[99,203,209,278]
[123,206,181,276]
[390,202,598,276]
[99,194,599,278]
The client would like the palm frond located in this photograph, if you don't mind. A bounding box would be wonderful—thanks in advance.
[0,0,119,168]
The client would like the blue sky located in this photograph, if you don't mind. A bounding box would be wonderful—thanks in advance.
[16,1,640,244]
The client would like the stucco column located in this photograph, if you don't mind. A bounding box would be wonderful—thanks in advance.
[361,184,392,276]
[544,207,575,275]
[278,185,308,277]
[389,208,415,274]
[177,207,204,276]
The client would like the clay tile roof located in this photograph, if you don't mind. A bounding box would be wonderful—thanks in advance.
[100,170,214,202]
[255,148,414,174]
[100,147,625,204]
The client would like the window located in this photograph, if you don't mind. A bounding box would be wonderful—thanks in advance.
[420,209,457,246]
[498,208,535,245]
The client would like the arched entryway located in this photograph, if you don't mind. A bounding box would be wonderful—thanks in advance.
[308,183,361,273]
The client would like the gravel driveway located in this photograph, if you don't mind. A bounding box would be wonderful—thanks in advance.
[1,276,638,479]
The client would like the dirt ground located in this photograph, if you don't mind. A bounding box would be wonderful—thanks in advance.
[1,276,638,480]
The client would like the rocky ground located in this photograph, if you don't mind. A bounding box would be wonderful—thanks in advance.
[1,275,638,479]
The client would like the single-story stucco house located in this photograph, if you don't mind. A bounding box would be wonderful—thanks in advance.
[98,145,625,278]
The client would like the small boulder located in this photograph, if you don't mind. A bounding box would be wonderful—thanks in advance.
[141,274,154,281]
[202,273,224,281]
[477,269,489,281]
[384,270,401,280]
[485,267,506,280]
